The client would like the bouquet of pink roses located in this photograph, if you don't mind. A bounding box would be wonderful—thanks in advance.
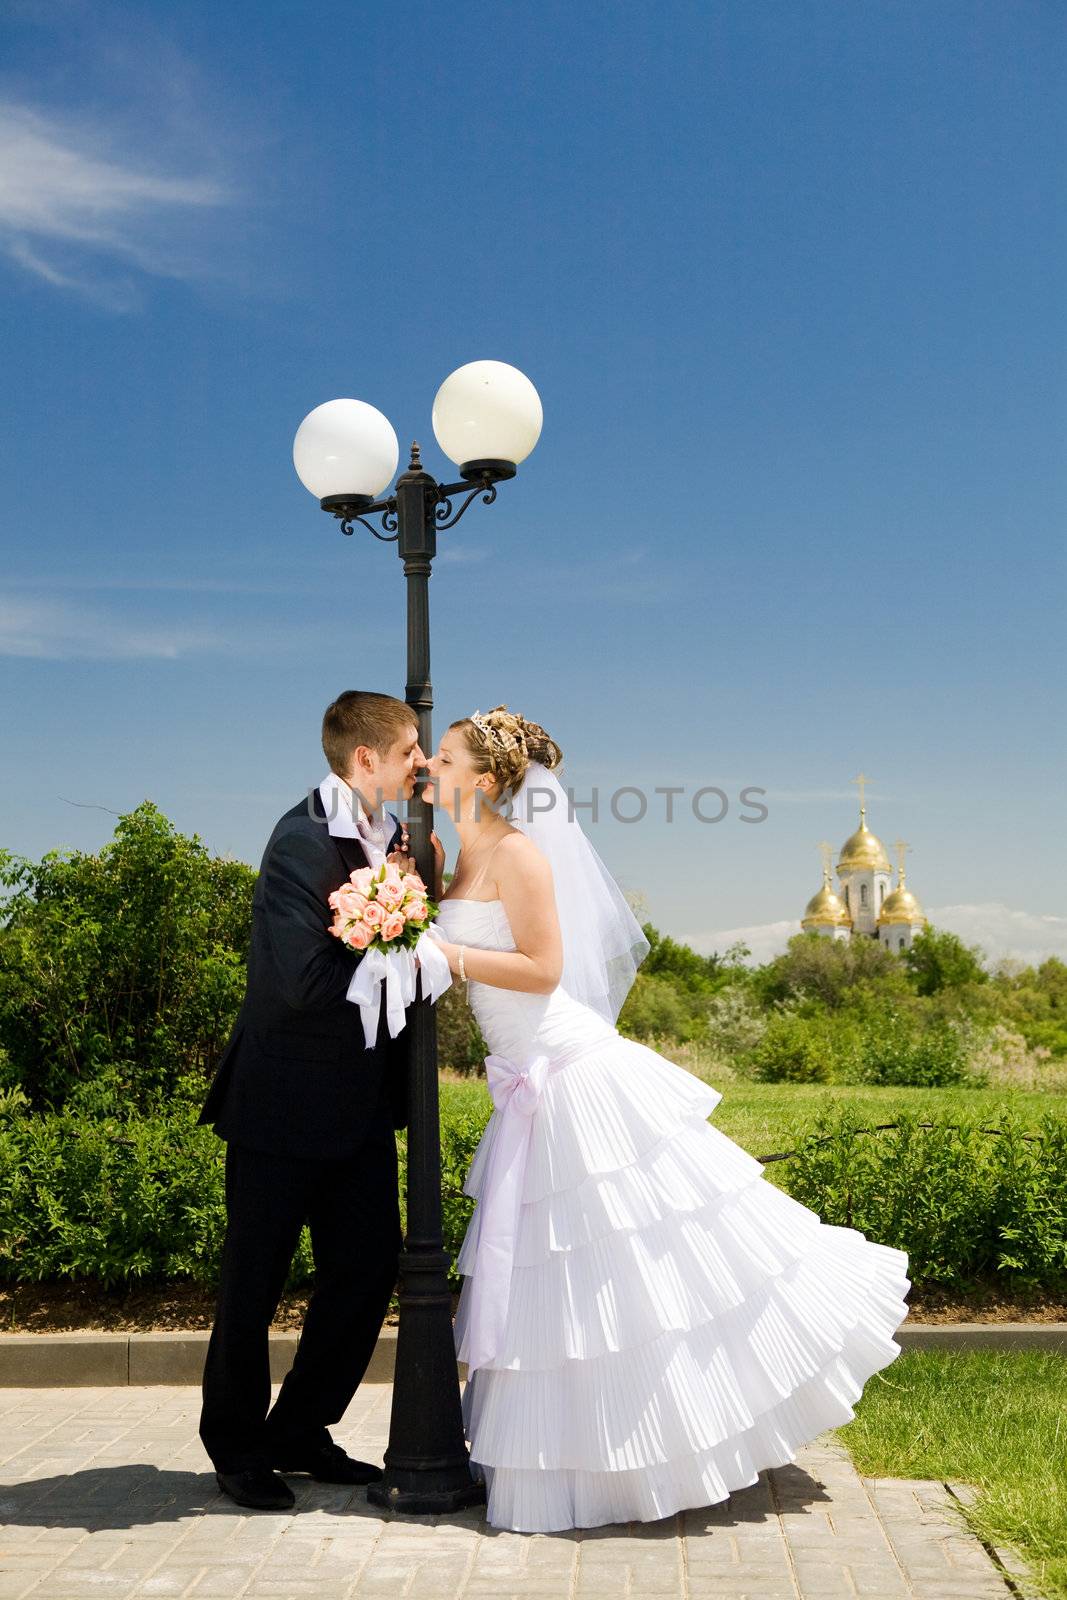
[327,861,451,1045]
[328,861,437,953]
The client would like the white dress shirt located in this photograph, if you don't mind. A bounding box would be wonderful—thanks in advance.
[318,771,395,868]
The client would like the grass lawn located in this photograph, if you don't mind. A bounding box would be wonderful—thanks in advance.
[840,1349,1067,1600]
[440,1072,1066,1165]
[700,1081,1067,1163]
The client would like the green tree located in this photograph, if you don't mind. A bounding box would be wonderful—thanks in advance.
[639,922,724,995]
[904,925,989,996]
[0,803,254,1112]
[753,930,907,1011]
[988,956,1067,1059]
[617,972,696,1041]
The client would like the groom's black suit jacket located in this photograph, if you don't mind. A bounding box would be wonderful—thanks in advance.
[198,787,409,1159]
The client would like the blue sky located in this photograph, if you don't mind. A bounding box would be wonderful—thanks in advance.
[2,0,1064,967]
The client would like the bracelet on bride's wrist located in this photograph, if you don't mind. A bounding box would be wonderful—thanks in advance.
[457,945,467,982]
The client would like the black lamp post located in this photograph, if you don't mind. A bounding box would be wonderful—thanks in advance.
[293,362,543,1514]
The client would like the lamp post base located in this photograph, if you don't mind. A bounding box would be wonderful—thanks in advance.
[367,1233,486,1518]
[366,1468,486,1516]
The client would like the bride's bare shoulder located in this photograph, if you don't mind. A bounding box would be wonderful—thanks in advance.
[494,828,550,883]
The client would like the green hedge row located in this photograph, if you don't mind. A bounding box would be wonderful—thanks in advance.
[787,1105,1067,1291]
[2,1094,1064,1294]
[0,1087,490,1293]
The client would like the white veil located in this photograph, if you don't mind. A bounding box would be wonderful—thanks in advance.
[505,761,649,1022]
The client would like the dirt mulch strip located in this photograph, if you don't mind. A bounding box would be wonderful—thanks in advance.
[1,1281,1064,1336]
[0,1283,393,1334]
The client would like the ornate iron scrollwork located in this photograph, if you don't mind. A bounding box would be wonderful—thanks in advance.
[434,480,498,532]
[338,508,399,542]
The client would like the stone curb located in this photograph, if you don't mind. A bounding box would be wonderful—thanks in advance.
[0,1321,1062,1387]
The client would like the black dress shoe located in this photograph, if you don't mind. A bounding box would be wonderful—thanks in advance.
[273,1439,383,1485]
[215,1469,296,1510]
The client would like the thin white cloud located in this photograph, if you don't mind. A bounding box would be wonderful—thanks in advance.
[6,234,80,286]
[0,594,224,660]
[0,98,228,304]
[930,902,1067,969]
[0,590,365,660]
[4,573,329,597]
[686,919,803,967]
[684,903,1067,970]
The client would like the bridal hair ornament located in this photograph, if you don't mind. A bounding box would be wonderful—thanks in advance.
[469,707,528,755]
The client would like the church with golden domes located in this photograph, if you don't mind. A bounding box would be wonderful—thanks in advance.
[801,774,928,953]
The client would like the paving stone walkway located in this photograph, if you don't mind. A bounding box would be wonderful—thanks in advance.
[0,1385,1018,1599]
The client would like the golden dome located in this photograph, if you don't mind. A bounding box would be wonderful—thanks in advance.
[878,879,927,927]
[801,880,851,928]
[837,806,891,873]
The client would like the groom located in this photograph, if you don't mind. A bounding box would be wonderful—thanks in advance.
[197,690,425,1510]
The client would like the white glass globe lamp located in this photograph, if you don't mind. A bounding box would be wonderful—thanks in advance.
[431,361,542,482]
[293,399,400,509]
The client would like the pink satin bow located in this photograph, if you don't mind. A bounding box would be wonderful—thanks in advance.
[455,1051,550,1374]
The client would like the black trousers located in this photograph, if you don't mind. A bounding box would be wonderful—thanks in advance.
[199,1124,402,1473]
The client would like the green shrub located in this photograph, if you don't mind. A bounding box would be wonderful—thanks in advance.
[767,990,983,1089]
[785,1104,1067,1291]
[0,1107,227,1288]
[618,973,700,1042]
[0,1094,1064,1296]
[750,1012,835,1082]
[851,1005,975,1087]
[704,986,769,1069]
[0,1088,495,1294]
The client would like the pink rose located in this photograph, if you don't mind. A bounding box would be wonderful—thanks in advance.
[377,882,403,912]
[343,921,373,950]
[403,872,426,894]
[349,867,374,893]
[361,902,385,928]
[380,912,405,941]
[405,900,429,924]
[337,887,369,919]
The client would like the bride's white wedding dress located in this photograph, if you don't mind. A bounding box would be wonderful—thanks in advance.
[435,893,911,1534]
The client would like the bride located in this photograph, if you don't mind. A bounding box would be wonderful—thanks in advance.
[422,705,910,1534]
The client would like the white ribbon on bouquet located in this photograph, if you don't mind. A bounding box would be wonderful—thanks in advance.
[345,924,453,1048]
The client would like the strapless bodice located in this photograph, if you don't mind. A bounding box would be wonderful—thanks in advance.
[435,898,620,1065]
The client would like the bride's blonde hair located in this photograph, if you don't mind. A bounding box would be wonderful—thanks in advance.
[449,704,563,797]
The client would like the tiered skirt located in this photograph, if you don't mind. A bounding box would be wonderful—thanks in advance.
[453,1035,911,1532]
